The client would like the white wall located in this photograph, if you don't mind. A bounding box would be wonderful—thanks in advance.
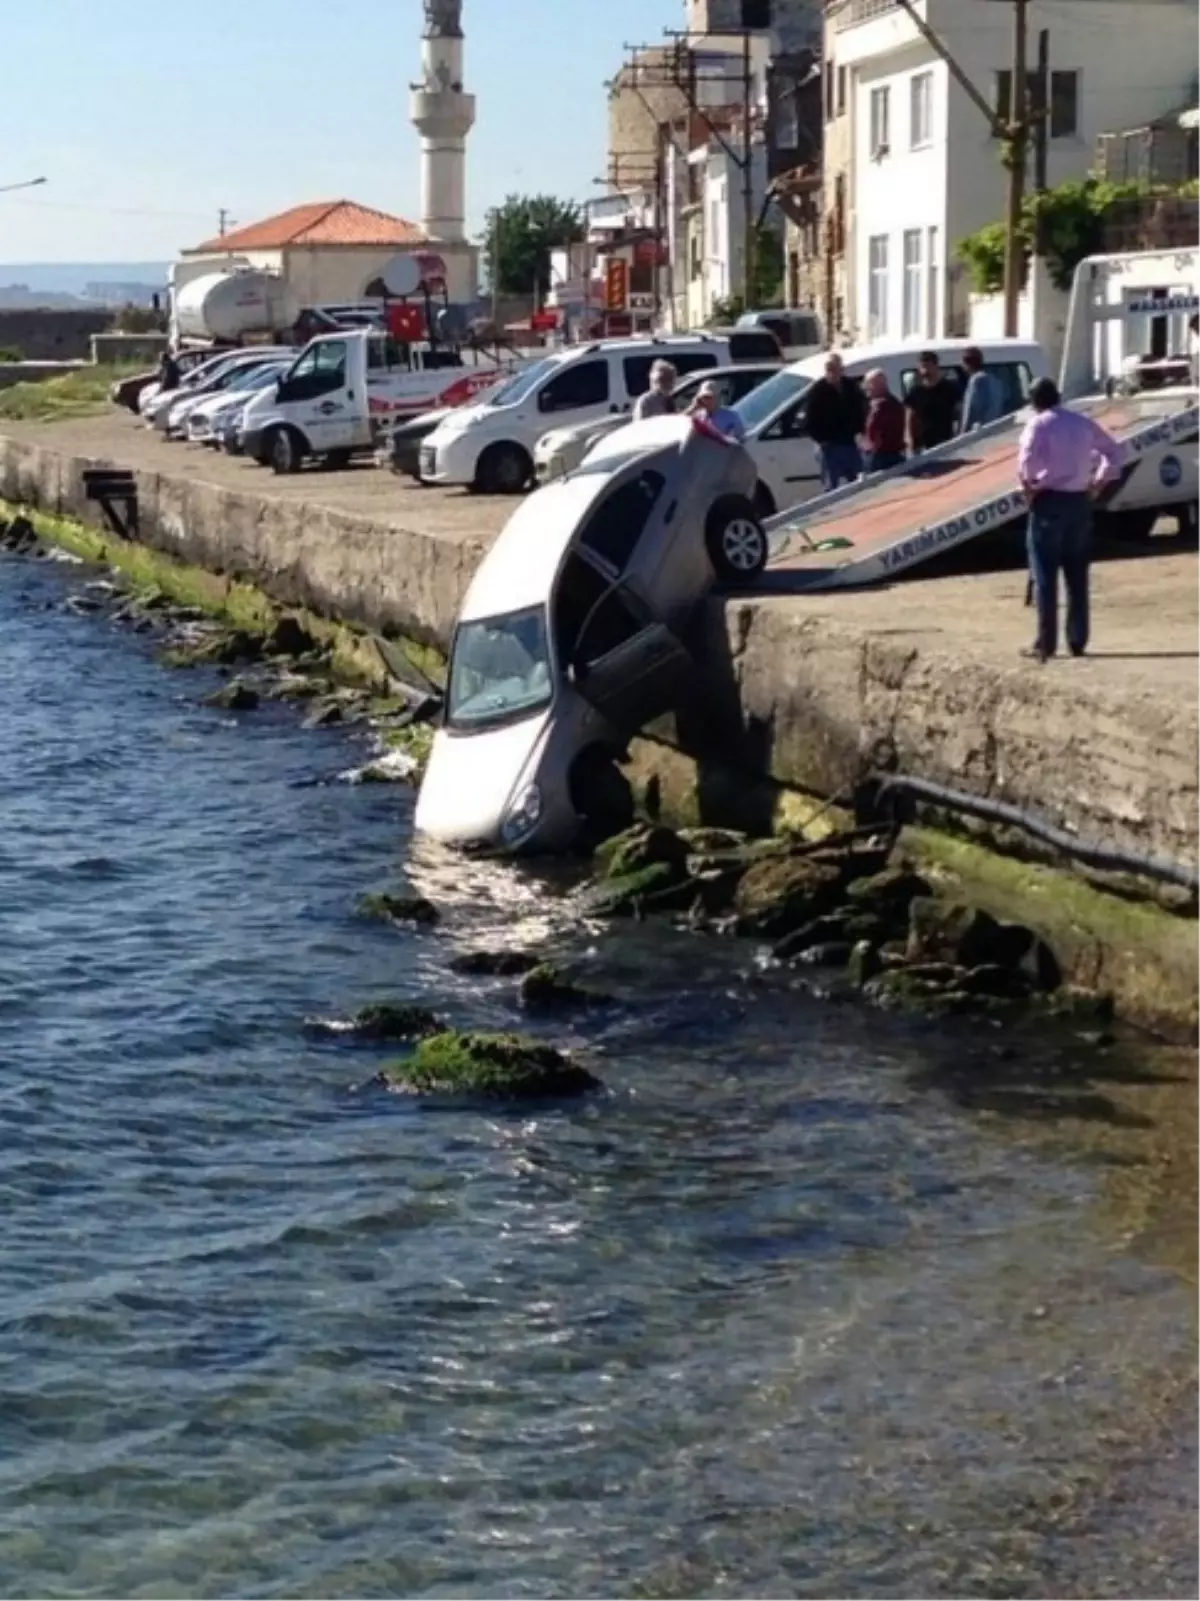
[851,46,948,342]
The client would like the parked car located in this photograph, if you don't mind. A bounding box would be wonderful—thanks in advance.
[185,360,291,446]
[533,360,783,483]
[376,407,453,478]
[144,348,294,434]
[707,324,786,363]
[732,336,1048,516]
[414,412,767,855]
[735,308,823,360]
[158,349,296,438]
[110,347,226,414]
[418,333,745,494]
[137,350,247,419]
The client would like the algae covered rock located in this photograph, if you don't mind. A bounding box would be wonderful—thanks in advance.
[677,826,749,855]
[906,898,1037,971]
[847,939,882,987]
[519,963,612,1012]
[265,614,316,658]
[449,948,540,977]
[357,890,439,926]
[382,1030,599,1098]
[347,1002,442,1040]
[845,866,932,921]
[593,824,689,882]
[203,679,260,711]
[733,856,843,939]
[584,861,685,918]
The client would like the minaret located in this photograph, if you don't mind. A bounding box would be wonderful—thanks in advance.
[409,0,476,244]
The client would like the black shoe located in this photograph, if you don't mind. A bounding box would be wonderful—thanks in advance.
[1020,644,1051,662]
[1068,644,1086,658]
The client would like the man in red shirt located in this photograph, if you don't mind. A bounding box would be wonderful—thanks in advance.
[863,368,906,473]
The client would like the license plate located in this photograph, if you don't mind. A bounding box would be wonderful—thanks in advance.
[419,447,435,474]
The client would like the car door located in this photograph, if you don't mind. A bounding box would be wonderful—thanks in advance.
[278,338,356,451]
[553,547,690,735]
[756,393,822,506]
[535,356,613,433]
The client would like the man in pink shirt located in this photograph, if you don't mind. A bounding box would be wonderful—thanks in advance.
[1017,377,1122,661]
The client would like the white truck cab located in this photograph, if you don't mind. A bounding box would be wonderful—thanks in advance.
[733,336,1047,516]
[240,328,508,474]
[418,334,738,494]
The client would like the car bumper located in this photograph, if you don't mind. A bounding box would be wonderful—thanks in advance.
[419,437,475,485]
[242,425,268,461]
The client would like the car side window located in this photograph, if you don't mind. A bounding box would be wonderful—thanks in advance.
[579,470,665,573]
[552,553,610,668]
[982,360,1032,414]
[538,359,610,413]
[769,400,808,439]
[793,315,821,346]
[575,588,646,669]
[672,352,719,379]
[622,355,656,396]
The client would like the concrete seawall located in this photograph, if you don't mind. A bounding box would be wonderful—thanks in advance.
[1,416,1197,880]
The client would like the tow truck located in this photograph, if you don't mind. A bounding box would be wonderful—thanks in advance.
[761,248,1198,589]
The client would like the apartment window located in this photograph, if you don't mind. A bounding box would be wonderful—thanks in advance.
[837,65,847,116]
[902,229,923,337]
[910,70,933,149]
[994,68,1034,124]
[825,61,835,121]
[869,86,891,155]
[1050,70,1078,137]
[868,234,889,338]
[926,225,940,337]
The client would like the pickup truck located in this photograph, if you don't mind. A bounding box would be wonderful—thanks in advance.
[240,328,511,473]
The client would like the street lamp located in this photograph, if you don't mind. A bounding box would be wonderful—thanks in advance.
[0,176,47,196]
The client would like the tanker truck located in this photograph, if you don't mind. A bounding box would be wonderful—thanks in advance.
[170,266,301,347]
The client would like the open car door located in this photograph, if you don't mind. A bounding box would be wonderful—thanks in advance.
[569,583,693,734]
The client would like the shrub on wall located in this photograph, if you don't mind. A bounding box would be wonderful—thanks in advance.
[956,177,1199,295]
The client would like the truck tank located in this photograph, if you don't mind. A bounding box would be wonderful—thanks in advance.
[173,271,300,344]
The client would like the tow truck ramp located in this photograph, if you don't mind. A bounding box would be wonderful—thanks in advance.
[764,392,1199,590]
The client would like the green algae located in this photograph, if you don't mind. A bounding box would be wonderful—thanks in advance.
[381,1030,598,1098]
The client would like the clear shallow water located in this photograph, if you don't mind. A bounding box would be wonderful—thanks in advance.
[0,549,1194,1600]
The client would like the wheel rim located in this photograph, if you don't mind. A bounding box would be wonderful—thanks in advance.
[722,517,766,570]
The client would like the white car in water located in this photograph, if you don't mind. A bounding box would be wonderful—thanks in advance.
[415,412,767,855]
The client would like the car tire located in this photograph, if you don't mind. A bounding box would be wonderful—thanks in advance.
[705,494,769,583]
[268,426,305,475]
[475,441,531,495]
[569,744,634,845]
[751,481,777,522]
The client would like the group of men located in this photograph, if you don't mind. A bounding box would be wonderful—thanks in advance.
[631,343,1123,665]
[805,346,1005,493]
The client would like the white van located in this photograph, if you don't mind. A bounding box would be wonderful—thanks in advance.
[736,308,823,360]
[732,337,1048,515]
[418,334,739,494]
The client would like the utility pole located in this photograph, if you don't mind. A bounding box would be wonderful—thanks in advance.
[741,26,755,307]
[893,0,1039,338]
[1002,0,1029,337]
[217,207,233,237]
[1032,28,1050,250]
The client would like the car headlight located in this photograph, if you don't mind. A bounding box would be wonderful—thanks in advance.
[500,782,543,845]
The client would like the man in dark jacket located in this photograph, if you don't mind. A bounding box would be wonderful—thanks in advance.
[805,352,867,491]
[904,350,960,453]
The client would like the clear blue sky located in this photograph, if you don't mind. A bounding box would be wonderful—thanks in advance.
[0,0,680,262]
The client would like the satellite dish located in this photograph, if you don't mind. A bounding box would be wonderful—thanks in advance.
[379,254,422,297]
[436,304,469,342]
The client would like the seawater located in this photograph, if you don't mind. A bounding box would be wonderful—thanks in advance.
[0,547,1194,1600]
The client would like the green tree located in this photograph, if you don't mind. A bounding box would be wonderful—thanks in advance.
[481,194,584,299]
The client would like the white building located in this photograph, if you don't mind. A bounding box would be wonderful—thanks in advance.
[828,0,1198,343]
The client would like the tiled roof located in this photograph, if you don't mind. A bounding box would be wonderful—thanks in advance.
[188,200,424,254]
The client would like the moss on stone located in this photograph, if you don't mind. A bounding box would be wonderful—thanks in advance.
[584,861,682,917]
[348,1002,442,1040]
[357,891,439,926]
[382,1030,598,1098]
[519,963,611,1012]
[381,721,435,767]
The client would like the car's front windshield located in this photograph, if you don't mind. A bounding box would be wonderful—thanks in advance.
[231,363,284,392]
[733,368,813,433]
[484,357,556,408]
[447,605,553,731]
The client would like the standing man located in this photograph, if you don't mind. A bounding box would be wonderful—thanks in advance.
[862,368,906,473]
[806,351,867,491]
[690,379,746,443]
[633,360,677,420]
[904,350,959,454]
[960,346,1004,432]
[1017,376,1122,662]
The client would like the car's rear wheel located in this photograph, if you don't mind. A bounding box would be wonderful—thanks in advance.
[475,441,532,495]
[268,426,305,475]
[705,494,769,583]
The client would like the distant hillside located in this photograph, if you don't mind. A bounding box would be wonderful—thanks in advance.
[0,262,170,299]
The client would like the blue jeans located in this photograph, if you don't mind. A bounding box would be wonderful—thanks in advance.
[817,442,862,492]
[1027,490,1091,656]
[867,449,905,474]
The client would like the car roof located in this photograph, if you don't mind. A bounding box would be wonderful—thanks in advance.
[544,333,730,366]
[675,361,781,381]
